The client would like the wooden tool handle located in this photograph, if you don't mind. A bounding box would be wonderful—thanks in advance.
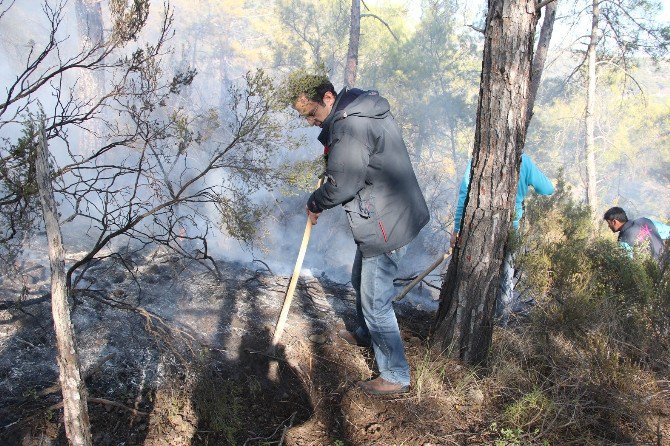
[269,177,324,352]
[394,250,451,302]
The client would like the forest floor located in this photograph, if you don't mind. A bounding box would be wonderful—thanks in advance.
[0,247,668,445]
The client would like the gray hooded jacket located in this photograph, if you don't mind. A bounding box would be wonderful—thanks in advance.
[307,88,429,257]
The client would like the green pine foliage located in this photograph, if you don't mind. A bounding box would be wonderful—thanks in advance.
[278,67,331,107]
[0,120,40,261]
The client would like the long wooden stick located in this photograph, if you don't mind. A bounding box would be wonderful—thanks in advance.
[394,249,451,302]
[269,178,324,352]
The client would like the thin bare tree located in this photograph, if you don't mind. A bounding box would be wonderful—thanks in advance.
[35,117,92,445]
[344,0,361,88]
[527,0,558,127]
[1,3,297,436]
[557,0,670,224]
[585,0,599,223]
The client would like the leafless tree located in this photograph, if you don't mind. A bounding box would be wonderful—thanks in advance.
[527,0,558,127]
[0,3,296,442]
[343,0,361,88]
[1,0,292,275]
[558,0,670,223]
[35,116,93,446]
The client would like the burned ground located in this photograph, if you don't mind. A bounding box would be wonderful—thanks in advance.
[0,248,474,445]
[1,248,668,445]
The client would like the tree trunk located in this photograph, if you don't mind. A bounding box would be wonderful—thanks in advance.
[526,0,557,127]
[35,120,93,446]
[344,0,361,88]
[585,0,599,223]
[75,0,103,47]
[75,0,104,155]
[433,0,539,366]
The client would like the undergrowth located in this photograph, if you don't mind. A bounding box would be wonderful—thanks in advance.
[483,178,670,444]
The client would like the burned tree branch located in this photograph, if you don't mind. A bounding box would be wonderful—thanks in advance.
[37,353,116,397]
[0,293,51,311]
[47,398,148,417]
[467,24,485,34]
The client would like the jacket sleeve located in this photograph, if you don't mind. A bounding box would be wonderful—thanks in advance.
[307,132,369,213]
[524,155,554,196]
[453,161,472,233]
[618,241,634,258]
[650,219,670,240]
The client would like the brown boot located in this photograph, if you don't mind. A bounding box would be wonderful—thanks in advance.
[337,329,371,347]
[358,377,410,395]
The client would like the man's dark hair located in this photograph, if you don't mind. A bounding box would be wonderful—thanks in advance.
[283,71,336,105]
[310,78,337,104]
[603,206,628,222]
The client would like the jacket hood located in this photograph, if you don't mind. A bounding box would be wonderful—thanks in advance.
[318,88,391,146]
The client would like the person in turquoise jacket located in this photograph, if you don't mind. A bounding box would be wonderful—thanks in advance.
[450,154,555,326]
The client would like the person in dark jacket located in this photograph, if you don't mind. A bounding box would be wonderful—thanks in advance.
[290,74,429,395]
[603,207,666,260]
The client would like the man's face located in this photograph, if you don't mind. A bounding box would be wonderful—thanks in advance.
[606,219,622,232]
[294,91,335,128]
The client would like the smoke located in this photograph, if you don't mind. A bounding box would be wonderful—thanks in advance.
[0,1,447,292]
[6,0,666,295]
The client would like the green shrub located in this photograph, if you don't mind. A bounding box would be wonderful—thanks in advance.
[503,388,555,429]
[487,177,670,444]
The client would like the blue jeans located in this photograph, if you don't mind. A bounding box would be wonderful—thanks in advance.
[351,246,410,386]
[496,251,515,326]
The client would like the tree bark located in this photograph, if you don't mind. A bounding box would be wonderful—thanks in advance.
[344,0,361,88]
[35,120,93,446]
[526,0,557,127]
[585,0,599,222]
[433,0,539,365]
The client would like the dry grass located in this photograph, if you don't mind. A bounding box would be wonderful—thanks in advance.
[395,185,670,445]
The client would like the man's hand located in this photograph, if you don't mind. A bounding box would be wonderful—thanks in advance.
[450,231,460,248]
[307,207,321,225]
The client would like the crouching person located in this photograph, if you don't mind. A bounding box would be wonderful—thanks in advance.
[603,206,667,261]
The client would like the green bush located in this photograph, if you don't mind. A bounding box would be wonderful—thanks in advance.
[488,177,670,444]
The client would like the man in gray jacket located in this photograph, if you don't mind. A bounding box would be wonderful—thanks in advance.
[290,74,429,395]
[604,206,666,261]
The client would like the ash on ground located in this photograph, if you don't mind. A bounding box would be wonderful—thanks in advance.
[0,247,451,445]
